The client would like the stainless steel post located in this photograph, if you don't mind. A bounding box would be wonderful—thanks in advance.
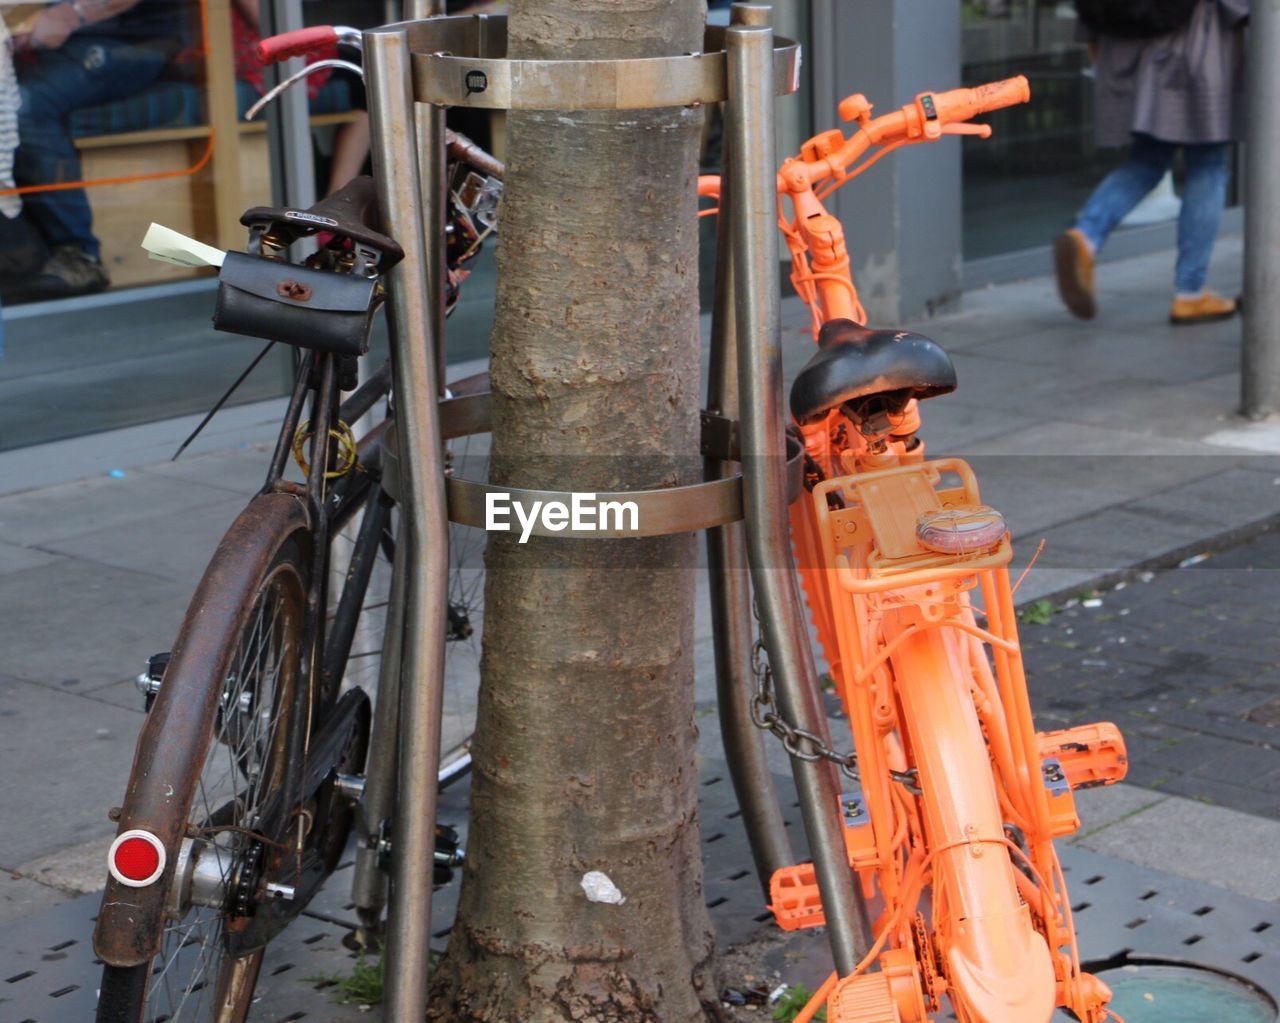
[262,0,317,211]
[365,25,451,1022]
[706,60,793,895]
[350,519,407,940]
[1243,0,1280,418]
[405,2,450,389]
[725,7,871,974]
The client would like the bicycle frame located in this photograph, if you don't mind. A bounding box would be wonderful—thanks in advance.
[709,80,1130,1023]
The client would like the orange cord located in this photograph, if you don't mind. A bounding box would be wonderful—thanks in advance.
[815,137,909,202]
[1009,538,1047,597]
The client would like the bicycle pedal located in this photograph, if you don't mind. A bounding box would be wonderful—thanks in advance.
[767,862,825,931]
[1038,723,1127,789]
[828,972,902,1023]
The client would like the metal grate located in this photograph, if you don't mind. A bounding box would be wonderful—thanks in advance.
[2,760,1276,1021]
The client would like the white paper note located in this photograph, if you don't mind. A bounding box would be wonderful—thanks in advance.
[142,222,226,269]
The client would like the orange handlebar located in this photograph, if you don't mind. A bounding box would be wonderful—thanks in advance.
[786,76,1031,188]
[878,75,1031,145]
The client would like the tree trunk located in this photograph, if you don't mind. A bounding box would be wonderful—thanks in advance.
[427,1,718,1021]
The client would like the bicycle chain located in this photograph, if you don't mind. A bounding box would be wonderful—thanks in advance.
[749,598,919,791]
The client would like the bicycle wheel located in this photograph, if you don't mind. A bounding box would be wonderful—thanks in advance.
[328,422,484,786]
[95,494,366,1023]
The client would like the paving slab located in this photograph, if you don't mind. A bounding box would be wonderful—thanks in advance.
[135,443,274,495]
[0,558,189,689]
[39,492,248,588]
[1206,419,1280,454]
[0,676,141,867]
[0,397,289,497]
[0,541,64,577]
[16,835,114,897]
[948,319,1239,386]
[0,472,240,549]
[961,419,1228,457]
[0,873,73,927]
[915,396,1030,453]
[1050,372,1250,439]
[1075,795,1280,903]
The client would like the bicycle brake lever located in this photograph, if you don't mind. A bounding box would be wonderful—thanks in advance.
[942,122,993,139]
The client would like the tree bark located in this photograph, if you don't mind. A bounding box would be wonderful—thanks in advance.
[427,2,718,1021]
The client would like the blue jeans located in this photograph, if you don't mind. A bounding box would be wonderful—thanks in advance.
[1074,133,1230,295]
[15,36,168,260]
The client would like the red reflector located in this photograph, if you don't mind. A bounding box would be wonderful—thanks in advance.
[112,835,162,882]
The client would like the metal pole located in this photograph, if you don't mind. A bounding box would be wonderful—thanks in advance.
[1243,0,1280,418]
[262,0,317,210]
[725,6,871,975]
[404,1,449,386]
[706,51,794,894]
[365,25,451,1022]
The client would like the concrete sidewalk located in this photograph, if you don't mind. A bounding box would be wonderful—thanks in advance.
[2,233,1277,930]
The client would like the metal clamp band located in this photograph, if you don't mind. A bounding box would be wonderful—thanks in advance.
[382,390,803,537]
[365,16,801,110]
[446,474,747,537]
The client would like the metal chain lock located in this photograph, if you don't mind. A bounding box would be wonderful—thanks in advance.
[749,597,920,791]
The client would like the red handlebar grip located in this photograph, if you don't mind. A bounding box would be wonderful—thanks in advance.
[256,25,339,65]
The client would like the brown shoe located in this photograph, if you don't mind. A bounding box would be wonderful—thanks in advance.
[1053,228,1096,320]
[1169,291,1238,326]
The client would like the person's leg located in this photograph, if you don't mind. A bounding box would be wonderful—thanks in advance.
[1173,142,1229,295]
[14,47,96,257]
[15,36,168,261]
[326,113,370,195]
[1168,141,1237,323]
[1055,134,1175,319]
[1073,134,1175,252]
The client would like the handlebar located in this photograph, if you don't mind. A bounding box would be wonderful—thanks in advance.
[256,24,358,65]
[786,75,1030,188]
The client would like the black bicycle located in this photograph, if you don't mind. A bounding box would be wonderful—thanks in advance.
[91,121,501,1022]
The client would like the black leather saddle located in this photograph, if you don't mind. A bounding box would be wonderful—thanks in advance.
[789,319,957,425]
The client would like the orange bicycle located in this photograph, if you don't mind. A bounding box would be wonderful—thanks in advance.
[703,77,1129,1023]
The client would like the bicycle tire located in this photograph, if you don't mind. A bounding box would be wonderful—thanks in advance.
[94,493,346,1023]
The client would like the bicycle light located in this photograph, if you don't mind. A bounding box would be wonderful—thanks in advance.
[108,829,167,887]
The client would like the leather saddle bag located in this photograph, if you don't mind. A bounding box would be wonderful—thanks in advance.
[213,251,381,356]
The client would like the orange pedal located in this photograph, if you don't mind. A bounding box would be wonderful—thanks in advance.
[768,862,825,931]
[1038,722,1128,789]
[829,972,902,1023]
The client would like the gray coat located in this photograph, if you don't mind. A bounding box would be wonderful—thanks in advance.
[1087,0,1249,147]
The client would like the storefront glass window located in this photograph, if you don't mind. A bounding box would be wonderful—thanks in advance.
[0,0,388,452]
[961,0,1121,260]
